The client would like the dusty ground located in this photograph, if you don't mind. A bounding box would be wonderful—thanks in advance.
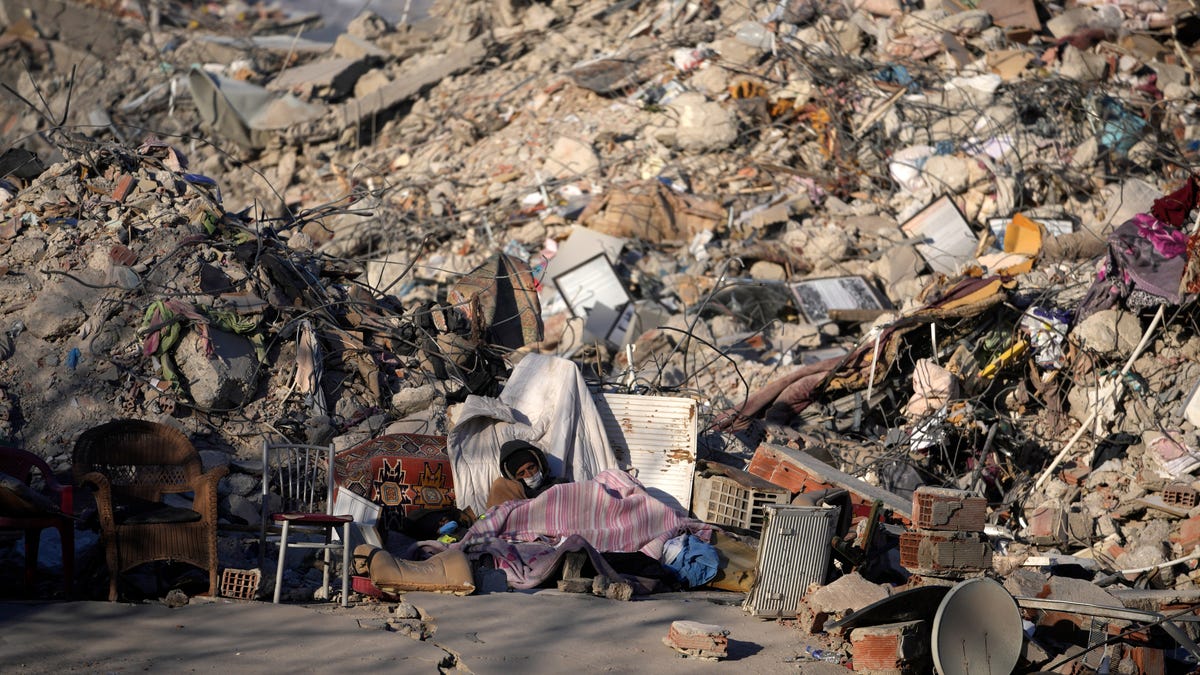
[0,591,847,673]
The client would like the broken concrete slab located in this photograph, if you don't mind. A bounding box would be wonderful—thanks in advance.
[175,328,260,409]
[330,37,488,127]
[269,58,371,100]
[23,272,105,340]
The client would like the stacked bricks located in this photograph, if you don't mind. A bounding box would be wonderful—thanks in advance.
[899,487,991,577]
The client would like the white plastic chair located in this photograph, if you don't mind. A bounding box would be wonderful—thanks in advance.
[260,442,352,607]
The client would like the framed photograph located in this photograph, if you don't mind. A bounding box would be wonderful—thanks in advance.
[900,195,978,275]
[552,254,631,318]
[789,276,890,324]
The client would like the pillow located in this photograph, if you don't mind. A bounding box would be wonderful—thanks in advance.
[0,472,59,517]
[113,495,201,525]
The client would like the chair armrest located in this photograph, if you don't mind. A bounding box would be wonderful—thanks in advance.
[191,464,229,523]
[79,471,115,532]
[30,458,72,517]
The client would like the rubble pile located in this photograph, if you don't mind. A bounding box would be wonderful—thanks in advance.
[3,0,1200,668]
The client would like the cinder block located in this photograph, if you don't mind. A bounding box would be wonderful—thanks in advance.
[849,620,930,674]
[912,487,987,531]
[1163,484,1198,509]
[899,530,992,576]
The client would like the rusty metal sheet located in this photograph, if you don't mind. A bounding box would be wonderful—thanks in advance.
[594,393,697,512]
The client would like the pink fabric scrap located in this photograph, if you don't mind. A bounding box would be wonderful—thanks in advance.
[1132,212,1189,258]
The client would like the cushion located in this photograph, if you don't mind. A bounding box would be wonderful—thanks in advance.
[114,496,201,525]
[0,472,59,517]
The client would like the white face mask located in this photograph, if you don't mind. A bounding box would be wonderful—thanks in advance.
[522,471,544,490]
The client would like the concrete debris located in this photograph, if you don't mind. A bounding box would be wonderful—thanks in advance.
[662,620,729,660]
[797,572,891,633]
[5,0,1200,668]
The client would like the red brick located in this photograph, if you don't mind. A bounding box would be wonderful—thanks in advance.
[1061,466,1090,486]
[1173,515,1200,549]
[912,487,986,531]
[112,174,134,202]
[899,530,992,575]
[849,620,929,674]
[1127,644,1165,675]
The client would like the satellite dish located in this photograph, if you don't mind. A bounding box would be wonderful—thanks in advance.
[932,578,1023,675]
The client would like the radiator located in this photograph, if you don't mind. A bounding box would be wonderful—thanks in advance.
[743,504,840,618]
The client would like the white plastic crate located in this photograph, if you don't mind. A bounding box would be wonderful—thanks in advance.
[691,469,790,534]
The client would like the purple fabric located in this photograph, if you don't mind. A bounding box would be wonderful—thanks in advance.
[1079,217,1186,318]
[1131,213,1188,258]
[448,470,712,589]
[457,534,658,592]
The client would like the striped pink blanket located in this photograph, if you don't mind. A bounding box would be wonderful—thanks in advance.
[461,469,712,561]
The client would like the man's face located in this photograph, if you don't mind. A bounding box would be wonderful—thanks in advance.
[514,460,539,479]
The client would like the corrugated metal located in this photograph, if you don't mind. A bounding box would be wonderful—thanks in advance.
[594,393,697,512]
[744,505,840,618]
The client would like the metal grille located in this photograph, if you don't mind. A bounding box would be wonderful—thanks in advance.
[1083,618,1109,670]
[743,505,840,618]
[221,568,262,601]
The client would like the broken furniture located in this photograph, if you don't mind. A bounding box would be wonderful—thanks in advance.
[72,419,227,601]
[0,445,74,596]
[593,393,698,512]
[260,442,352,607]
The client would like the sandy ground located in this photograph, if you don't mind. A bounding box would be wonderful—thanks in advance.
[0,590,849,673]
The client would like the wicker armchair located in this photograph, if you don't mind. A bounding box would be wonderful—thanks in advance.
[73,419,228,601]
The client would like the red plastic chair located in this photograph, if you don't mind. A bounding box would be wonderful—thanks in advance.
[0,446,74,596]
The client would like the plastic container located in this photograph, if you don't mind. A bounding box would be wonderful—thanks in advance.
[220,568,261,601]
[692,471,789,533]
